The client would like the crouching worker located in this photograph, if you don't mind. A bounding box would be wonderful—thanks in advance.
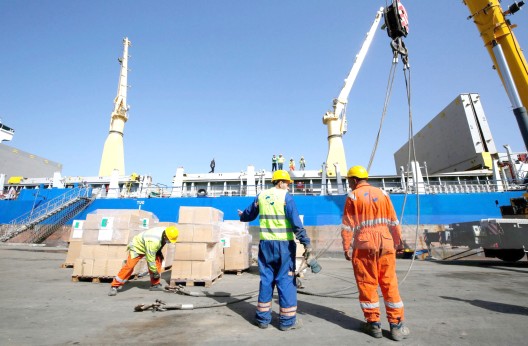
[238,170,312,331]
[108,226,179,296]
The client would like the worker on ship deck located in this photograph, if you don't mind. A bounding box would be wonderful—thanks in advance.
[341,165,410,341]
[238,170,312,331]
[108,226,178,296]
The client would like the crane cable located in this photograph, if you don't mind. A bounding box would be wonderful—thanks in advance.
[364,29,421,285]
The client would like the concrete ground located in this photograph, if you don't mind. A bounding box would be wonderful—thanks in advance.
[1,244,527,346]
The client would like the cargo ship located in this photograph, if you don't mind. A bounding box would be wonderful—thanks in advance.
[1,1,527,261]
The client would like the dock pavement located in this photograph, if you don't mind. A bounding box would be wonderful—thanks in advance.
[0,244,527,345]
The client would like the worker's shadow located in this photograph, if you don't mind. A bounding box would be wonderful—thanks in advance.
[441,296,528,316]
[210,290,362,331]
[296,298,362,330]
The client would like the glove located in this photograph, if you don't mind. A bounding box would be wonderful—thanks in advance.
[344,250,352,261]
[151,272,160,280]
[303,246,313,260]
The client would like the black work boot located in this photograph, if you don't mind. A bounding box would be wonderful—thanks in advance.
[279,318,302,331]
[360,321,382,338]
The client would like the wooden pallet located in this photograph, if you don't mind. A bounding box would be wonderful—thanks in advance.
[170,273,223,288]
[223,268,249,276]
[71,276,114,283]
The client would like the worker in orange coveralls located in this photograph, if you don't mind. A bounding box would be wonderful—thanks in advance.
[341,165,410,341]
[108,226,179,296]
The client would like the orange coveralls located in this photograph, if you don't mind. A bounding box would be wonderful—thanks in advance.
[341,181,404,324]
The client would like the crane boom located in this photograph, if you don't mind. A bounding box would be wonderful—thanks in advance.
[464,0,528,150]
[323,7,384,177]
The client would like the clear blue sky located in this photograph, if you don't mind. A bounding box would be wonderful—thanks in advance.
[1,1,527,185]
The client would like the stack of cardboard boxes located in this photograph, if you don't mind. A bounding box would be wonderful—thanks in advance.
[220,220,252,273]
[170,207,225,285]
[70,209,158,278]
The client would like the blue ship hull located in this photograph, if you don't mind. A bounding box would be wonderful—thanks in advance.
[0,188,522,227]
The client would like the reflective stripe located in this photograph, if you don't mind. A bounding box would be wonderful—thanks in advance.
[351,218,400,232]
[114,276,126,283]
[280,306,297,317]
[260,215,287,221]
[260,231,295,241]
[385,301,404,309]
[360,301,380,309]
[257,301,272,312]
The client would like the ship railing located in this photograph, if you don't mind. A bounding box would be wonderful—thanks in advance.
[91,178,527,199]
[0,187,92,242]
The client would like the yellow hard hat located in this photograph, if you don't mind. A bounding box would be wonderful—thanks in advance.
[347,165,369,179]
[164,226,179,243]
[272,170,293,183]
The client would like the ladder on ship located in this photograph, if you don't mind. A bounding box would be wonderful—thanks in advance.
[0,188,95,243]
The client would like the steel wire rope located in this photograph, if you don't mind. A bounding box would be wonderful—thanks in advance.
[364,43,420,286]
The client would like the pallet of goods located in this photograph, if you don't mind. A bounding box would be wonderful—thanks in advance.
[169,206,224,287]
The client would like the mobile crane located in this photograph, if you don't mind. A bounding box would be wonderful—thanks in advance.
[445,0,528,261]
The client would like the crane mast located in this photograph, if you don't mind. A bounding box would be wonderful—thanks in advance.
[99,37,131,177]
[323,8,384,177]
[464,0,528,150]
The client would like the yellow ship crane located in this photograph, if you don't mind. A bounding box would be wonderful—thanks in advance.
[323,8,384,177]
[99,37,132,177]
[464,0,528,150]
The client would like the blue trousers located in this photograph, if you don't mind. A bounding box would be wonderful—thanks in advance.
[256,240,297,327]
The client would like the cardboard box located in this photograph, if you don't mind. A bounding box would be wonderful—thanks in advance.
[81,228,141,245]
[107,259,125,277]
[64,240,83,264]
[174,242,221,261]
[224,254,250,271]
[192,259,222,280]
[178,206,224,224]
[171,258,222,281]
[73,258,94,276]
[174,224,194,243]
[92,259,107,276]
[174,223,220,243]
[171,260,192,278]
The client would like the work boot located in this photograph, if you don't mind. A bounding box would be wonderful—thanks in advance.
[254,321,268,329]
[390,322,410,341]
[279,318,302,331]
[108,287,118,296]
[149,284,164,291]
[360,321,382,338]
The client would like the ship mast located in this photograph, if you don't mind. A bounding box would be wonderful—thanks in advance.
[99,37,131,177]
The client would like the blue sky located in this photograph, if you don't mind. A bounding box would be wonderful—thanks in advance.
[1,1,527,185]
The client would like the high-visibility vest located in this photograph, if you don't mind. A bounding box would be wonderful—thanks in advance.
[258,188,294,241]
[129,227,165,272]
[278,156,285,163]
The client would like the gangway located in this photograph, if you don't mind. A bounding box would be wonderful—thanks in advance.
[0,188,94,243]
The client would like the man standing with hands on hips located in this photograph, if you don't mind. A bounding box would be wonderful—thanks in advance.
[341,165,410,341]
[238,170,312,331]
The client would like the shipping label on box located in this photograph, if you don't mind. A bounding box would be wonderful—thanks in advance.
[71,220,84,239]
[140,218,150,229]
[100,217,114,230]
[98,228,114,241]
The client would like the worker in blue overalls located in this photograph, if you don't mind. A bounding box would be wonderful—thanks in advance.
[238,170,312,331]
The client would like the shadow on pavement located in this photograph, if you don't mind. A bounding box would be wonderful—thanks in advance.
[441,296,528,316]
